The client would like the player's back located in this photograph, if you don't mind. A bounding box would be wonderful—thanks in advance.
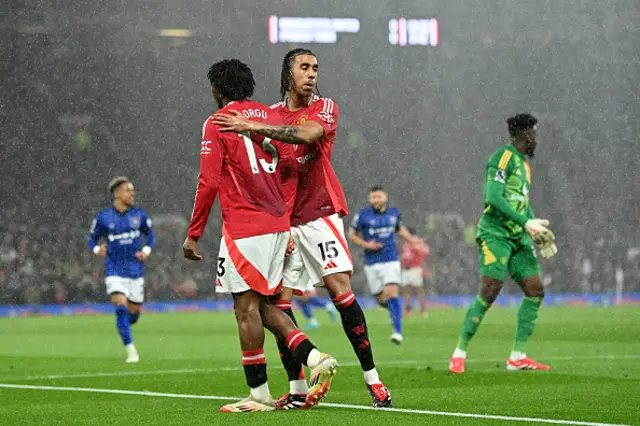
[271,96,347,226]
[401,241,430,269]
[208,100,292,239]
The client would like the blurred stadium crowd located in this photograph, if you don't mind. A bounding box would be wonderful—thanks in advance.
[2,1,639,304]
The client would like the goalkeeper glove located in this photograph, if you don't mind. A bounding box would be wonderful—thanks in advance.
[525,219,555,244]
[539,240,558,259]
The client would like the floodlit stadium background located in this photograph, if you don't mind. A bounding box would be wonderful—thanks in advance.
[1,0,639,305]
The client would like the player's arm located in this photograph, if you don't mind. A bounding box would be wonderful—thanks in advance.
[485,159,528,228]
[212,99,339,145]
[136,212,155,261]
[486,156,554,243]
[87,215,107,257]
[212,111,323,145]
[183,124,224,261]
[395,212,421,244]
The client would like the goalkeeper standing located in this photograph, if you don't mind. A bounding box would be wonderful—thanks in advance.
[449,114,557,374]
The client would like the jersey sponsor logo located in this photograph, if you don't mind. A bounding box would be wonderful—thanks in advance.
[108,230,141,243]
[296,149,318,164]
[201,140,212,155]
[494,169,506,184]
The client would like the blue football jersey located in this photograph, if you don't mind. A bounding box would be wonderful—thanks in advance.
[88,206,156,279]
[351,206,402,265]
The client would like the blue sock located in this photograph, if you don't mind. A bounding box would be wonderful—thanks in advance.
[388,297,403,334]
[128,312,140,325]
[115,306,132,345]
[308,297,327,308]
[300,302,314,320]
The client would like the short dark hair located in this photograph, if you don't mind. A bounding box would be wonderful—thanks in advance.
[108,176,129,193]
[280,48,316,100]
[369,185,385,193]
[207,59,255,101]
[506,113,538,138]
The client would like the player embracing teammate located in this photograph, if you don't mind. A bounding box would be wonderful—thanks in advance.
[211,48,392,409]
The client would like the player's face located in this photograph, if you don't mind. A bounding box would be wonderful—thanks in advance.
[212,87,223,109]
[369,190,388,211]
[116,183,136,206]
[290,55,318,96]
[525,127,538,157]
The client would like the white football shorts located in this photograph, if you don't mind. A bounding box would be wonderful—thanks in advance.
[364,261,402,295]
[216,231,289,296]
[284,213,353,291]
[401,266,424,287]
[105,276,145,304]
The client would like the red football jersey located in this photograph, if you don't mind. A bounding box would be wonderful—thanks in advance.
[188,100,294,240]
[401,241,430,269]
[271,95,348,227]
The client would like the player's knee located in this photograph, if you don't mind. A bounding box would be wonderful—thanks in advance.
[385,283,399,298]
[110,293,127,307]
[323,272,351,299]
[480,278,503,304]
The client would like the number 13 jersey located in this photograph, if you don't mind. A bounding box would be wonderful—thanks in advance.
[188,100,296,241]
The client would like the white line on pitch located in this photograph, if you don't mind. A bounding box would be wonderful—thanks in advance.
[0,383,628,426]
[2,354,637,382]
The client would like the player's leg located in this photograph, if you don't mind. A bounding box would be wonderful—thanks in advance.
[276,247,309,408]
[402,282,413,316]
[416,284,428,317]
[379,262,403,344]
[126,277,144,326]
[220,290,274,412]
[298,293,320,329]
[507,240,549,370]
[296,214,391,407]
[449,237,512,373]
[105,277,138,363]
[260,298,338,408]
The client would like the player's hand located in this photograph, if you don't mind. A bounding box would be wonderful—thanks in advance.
[95,243,107,257]
[539,240,558,259]
[135,251,149,262]
[364,241,384,252]
[285,236,295,257]
[525,219,555,244]
[183,237,203,261]
[212,110,256,133]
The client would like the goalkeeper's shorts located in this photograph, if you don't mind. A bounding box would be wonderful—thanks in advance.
[476,234,541,282]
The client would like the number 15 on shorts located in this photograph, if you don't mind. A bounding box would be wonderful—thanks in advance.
[318,241,338,261]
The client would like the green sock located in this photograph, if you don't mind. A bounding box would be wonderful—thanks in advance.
[456,295,491,351]
[513,296,543,353]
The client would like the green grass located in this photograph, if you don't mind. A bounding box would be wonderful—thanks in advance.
[1,306,639,425]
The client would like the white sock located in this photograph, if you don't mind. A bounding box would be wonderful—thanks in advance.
[250,382,270,402]
[290,379,309,395]
[510,351,526,361]
[452,348,467,359]
[364,368,381,385]
[306,349,321,368]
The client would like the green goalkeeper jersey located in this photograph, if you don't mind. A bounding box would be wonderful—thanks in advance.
[477,144,534,239]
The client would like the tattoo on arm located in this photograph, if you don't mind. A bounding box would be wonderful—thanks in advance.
[255,125,305,144]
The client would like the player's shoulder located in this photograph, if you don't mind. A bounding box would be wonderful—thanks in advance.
[129,206,147,216]
[269,100,285,110]
[310,95,339,113]
[387,207,401,217]
[488,145,513,168]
